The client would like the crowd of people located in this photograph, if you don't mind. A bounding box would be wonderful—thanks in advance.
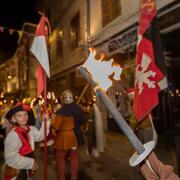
[0,89,108,180]
[0,87,156,180]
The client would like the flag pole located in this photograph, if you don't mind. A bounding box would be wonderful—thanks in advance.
[77,83,89,104]
[39,11,48,180]
[30,12,50,180]
[43,72,48,180]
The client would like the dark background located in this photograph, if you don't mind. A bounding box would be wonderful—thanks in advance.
[0,0,39,64]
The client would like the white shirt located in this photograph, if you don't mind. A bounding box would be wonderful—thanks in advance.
[4,121,50,170]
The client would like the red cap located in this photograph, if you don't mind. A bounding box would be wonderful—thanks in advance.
[126,88,134,95]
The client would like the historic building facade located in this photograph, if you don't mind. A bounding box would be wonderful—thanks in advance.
[38,0,180,132]
[0,22,38,101]
[37,0,88,97]
[38,0,178,94]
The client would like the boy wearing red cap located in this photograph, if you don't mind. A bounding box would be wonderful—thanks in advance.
[3,103,50,180]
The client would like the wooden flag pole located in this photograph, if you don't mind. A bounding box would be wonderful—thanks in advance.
[43,72,48,180]
[77,83,89,104]
[31,11,51,180]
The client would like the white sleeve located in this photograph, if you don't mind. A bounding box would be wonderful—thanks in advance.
[4,131,34,169]
[30,120,50,142]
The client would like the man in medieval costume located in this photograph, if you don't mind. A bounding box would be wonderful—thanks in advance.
[87,96,106,157]
[51,90,85,180]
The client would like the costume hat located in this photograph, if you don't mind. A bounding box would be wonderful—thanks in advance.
[5,102,31,121]
[126,88,134,96]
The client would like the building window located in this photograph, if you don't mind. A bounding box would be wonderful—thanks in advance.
[56,29,64,60]
[57,40,63,60]
[70,12,80,50]
[101,0,121,27]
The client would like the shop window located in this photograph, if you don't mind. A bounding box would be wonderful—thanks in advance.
[101,0,121,27]
[70,12,80,50]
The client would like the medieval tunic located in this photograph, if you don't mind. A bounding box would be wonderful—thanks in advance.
[52,103,85,148]
[4,121,50,179]
[52,115,78,150]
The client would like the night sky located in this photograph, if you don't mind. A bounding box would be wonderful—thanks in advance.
[0,0,40,64]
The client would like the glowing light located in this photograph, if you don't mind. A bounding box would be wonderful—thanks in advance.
[39,99,45,105]
[30,98,36,108]
[42,98,45,104]
[55,98,58,103]
[52,92,56,100]
[39,101,42,106]
[70,31,75,37]
[49,36,53,43]
[176,89,179,94]
[59,30,63,38]
[22,97,31,104]
[47,92,51,99]
[8,75,12,79]
[82,48,122,91]
[92,95,96,102]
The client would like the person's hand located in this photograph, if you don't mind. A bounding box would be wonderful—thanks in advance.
[52,128,57,137]
[32,161,39,172]
[51,113,56,119]
[42,112,49,120]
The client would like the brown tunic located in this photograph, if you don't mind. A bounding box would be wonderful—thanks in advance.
[51,115,78,150]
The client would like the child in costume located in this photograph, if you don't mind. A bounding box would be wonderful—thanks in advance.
[3,103,50,180]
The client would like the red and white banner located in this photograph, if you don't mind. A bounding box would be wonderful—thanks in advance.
[134,0,167,121]
[30,16,51,96]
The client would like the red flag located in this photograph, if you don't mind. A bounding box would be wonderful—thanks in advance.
[134,0,167,121]
[31,16,51,96]
[37,65,44,97]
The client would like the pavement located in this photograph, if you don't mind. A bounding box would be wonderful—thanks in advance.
[0,132,178,180]
[34,132,177,180]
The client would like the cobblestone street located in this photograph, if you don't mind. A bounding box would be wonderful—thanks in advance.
[33,132,177,180]
[0,132,177,180]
